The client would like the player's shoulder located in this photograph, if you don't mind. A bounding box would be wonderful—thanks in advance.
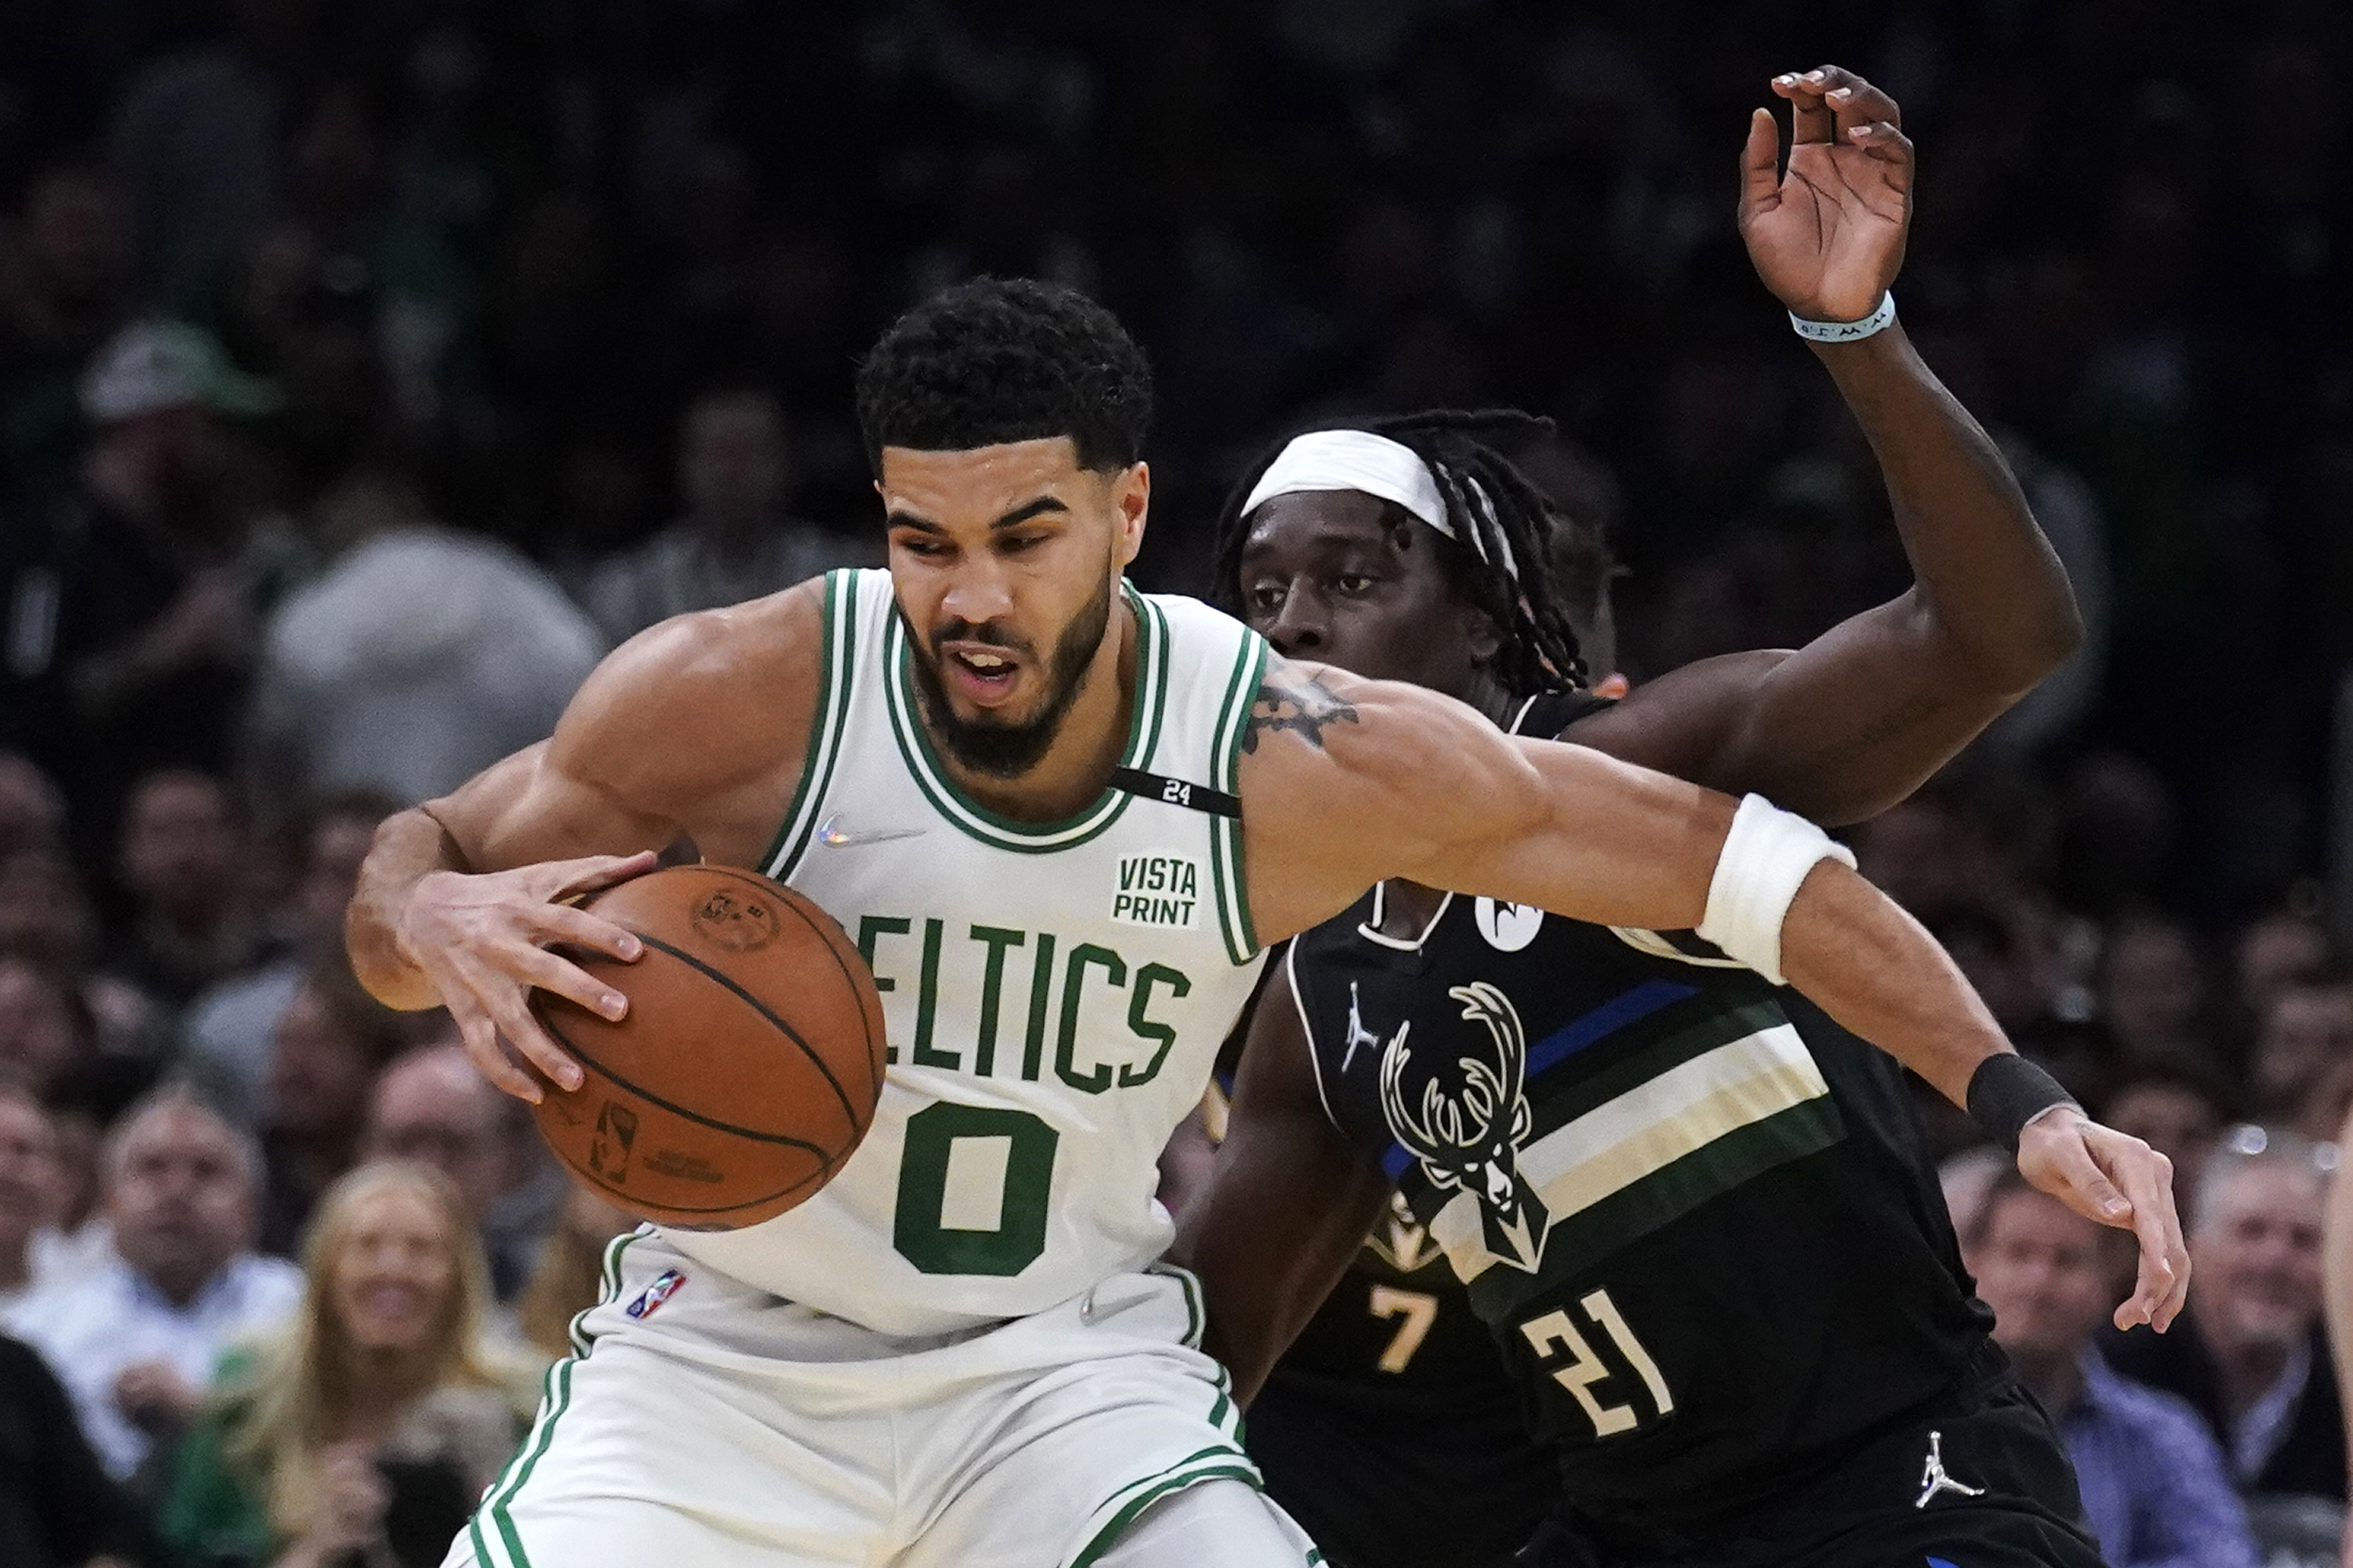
[552,576,830,784]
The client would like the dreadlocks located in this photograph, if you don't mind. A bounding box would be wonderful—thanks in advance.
[1211,408,1593,695]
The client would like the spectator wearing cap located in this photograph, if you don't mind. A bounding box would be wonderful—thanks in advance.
[0,318,293,857]
[2106,1128,2345,1503]
[1969,1166,2257,1568]
[5,1083,299,1479]
[244,468,601,806]
[583,386,867,645]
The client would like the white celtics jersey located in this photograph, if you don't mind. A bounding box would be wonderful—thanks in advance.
[663,568,1271,1335]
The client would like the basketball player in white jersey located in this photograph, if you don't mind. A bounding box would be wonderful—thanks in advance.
[347,279,2179,1568]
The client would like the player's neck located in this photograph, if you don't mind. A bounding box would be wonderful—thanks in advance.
[932,598,1137,823]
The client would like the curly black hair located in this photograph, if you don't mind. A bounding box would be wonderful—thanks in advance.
[854,277,1153,474]
[1210,408,1596,696]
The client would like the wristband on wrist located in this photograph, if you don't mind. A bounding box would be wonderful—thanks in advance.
[1966,1053,2078,1154]
[1790,290,1895,343]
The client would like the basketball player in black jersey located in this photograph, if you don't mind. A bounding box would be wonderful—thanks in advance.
[1173,67,2187,1568]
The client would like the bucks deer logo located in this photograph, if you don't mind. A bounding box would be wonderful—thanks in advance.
[1378,981,1550,1272]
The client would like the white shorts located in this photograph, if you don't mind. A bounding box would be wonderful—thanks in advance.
[446,1232,1317,1568]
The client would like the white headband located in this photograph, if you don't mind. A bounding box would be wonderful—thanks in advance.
[1242,428,1516,578]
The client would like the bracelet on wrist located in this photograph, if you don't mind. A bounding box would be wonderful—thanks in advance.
[1966,1053,2077,1155]
[1790,290,1895,343]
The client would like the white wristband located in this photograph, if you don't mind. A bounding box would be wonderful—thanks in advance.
[1694,795,1856,986]
[1789,290,1895,343]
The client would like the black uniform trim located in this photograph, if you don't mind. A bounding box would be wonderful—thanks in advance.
[1108,765,1242,817]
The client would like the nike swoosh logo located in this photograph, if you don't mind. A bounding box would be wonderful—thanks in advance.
[816,814,928,848]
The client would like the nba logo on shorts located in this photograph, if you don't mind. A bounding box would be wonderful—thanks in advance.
[625,1269,688,1320]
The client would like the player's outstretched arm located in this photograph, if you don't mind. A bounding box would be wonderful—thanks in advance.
[1170,967,1393,1407]
[348,584,826,1100]
[1241,659,2189,1329]
[1570,65,2082,826]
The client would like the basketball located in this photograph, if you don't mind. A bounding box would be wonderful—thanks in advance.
[528,864,888,1231]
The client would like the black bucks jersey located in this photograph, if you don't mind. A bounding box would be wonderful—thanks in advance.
[1262,693,1997,1553]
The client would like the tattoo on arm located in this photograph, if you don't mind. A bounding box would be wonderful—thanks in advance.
[1243,671,1361,754]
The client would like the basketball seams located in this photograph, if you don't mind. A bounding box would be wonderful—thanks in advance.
[680,865,885,1097]
[537,1004,841,1156]
[628,932,865,1133]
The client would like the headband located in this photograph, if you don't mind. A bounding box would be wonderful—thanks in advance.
[1242,429,1516,579]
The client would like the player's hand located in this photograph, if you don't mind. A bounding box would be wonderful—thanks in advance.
[2016,1107,2191,1332]
[395,850,659,1102]
[1738,64,1913,323]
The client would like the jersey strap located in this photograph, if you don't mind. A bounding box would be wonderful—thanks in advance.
[760,568,863,881]
[1107,767,1241,818]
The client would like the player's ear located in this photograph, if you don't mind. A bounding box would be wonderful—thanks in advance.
[1461,604,1505,666]
[1112,461,1148,571]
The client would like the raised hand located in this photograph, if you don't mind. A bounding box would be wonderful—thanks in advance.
[2015,1108,2191,1332]
[1738,65,1914,324]
[393,850,658,1101]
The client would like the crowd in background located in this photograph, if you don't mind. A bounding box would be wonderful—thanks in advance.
[0,0,2348,1565]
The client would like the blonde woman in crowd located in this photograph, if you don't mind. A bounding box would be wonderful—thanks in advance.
[157,1162,540,1568]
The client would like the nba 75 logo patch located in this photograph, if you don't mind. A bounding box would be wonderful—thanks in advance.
[625,1269,688,1320]
[1111,853,1202,930]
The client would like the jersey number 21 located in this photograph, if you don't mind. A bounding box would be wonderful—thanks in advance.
[1518,1289,1674,1438]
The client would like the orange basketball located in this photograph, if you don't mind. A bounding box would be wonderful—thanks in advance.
[528,864,887,1230]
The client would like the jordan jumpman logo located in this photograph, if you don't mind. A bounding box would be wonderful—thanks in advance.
[1913,1431,1985,1509]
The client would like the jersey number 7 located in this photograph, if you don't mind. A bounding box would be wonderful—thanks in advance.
[1518,1290,1675,1438]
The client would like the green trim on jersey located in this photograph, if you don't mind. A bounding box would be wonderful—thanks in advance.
[473,1228,643,1568]
[760,570,861,881]
[881,584,1169,853]
[1207,632,1268,964]
[1066,1448,1267,1568]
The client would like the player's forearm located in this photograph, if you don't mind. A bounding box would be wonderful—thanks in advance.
[1812,324,2082,690]
[1778,859,2007,1106]
[346,806,472,1010]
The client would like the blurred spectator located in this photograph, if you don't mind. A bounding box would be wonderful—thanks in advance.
[0,1332,148,1568]
[244,471,601,806]
[362,1044,550,1298]
[157,1162,535,1568]
[0,318,287,853]
[2097,915,2213,1069]
[0,753,67,859]
[0,850,158,1056]
[0,1088,59,1312]
[0,164,134,482]
[258,958,426,1256]
[2248,972,2353,1124]
[512,1182,631,1363]
[183,787,397,1116]
[37,1053,166,1290]
[2234,909,2335,1026]
[5,1082,299,1479]
[2106,1128,2345,1503]
[1937,1144,2010,1240]
[1969,1169,2257,1568]
[0,956,97,1093]
[111,767,270,1011]
[2100,1063,2236,1214]
[583,386,866,645]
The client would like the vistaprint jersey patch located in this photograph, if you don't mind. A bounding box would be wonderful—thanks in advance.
[1111,851,1203,930]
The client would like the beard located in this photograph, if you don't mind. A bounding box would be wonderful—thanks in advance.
[907,571,1115,780]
